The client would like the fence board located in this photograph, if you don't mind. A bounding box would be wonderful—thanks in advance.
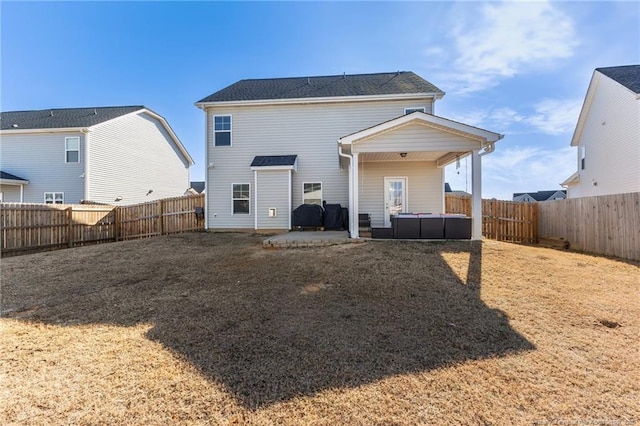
[445,194,538,244]
[1,194,205,256]
[538,192,640,261]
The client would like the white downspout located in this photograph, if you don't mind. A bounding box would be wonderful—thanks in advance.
[81,128,90,202]
[351,152,360,239]
[288,169,292,230]
[254,170,258,230]
[338,142,355,238]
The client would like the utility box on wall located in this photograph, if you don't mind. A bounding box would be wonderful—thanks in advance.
[268,208,277,217]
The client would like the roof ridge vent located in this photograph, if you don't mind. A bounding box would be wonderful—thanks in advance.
[94,108,97,115]
[49,111,53,117]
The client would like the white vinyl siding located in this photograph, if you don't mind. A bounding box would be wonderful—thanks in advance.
[0,133,85,203]
[88,111,190,204]
[205,98,434,228]
[352,122,482,154]
[359,161,444,228]
[256,171,290,229]
[568,71,640,198]
[0,186,21,202]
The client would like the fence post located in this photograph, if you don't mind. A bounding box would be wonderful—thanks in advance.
[114,207,120,242]
[66,207,73,248]
[159,199,165,235]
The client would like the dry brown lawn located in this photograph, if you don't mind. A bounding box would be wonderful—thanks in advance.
[1,232,638,425]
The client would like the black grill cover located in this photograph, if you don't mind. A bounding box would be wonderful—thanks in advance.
[292,204,324,227]
[323,203,343,230]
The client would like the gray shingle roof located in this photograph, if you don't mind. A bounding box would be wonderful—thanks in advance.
[250,155,298,167]
[190,181,205,193]
[198,71,444,103]
[1,171,28,181]
[513,190,566,201]
[0,106,145,130]
[596,65,640,94]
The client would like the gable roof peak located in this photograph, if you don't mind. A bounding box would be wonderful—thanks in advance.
[595,65,640,94]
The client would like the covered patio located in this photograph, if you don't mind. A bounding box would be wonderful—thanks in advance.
[0,171,29,203]
[337,112,503,240]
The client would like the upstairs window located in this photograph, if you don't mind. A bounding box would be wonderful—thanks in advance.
[44,192,64,204]
[232,183,250,214]
[580,146,586,170]
[303,182,322,205]
[65,137,80,163]
[214,115,232,146]
[404,107,426,115]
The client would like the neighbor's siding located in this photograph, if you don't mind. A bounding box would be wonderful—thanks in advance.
[568,72,640,198]
[256,170,290,229]
[205,98,434,228]
[352,122,482,153]
[0,132,85,203]
[88,111,191,205]
[359,160,444,228]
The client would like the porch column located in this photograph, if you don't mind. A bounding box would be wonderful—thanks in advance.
[352,152,360,238]
[471,149,482,240]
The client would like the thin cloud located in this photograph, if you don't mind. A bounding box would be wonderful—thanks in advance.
[438,1,578,94]
[525,98,583,135]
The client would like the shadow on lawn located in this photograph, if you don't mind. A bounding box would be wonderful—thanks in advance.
[2,234,535,409]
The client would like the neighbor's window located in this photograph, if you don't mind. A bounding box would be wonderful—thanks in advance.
[65,137,80,163]
[303,182,322,205]
[404,107,426,115]
[232,183,250,214]
[44,192,64,204]
[214,115,232,146]
[580,146,586,170]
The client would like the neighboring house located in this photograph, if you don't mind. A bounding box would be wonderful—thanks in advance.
[189,181,206,194]
[0,106,194,204]
[195,71,503,239]
[445,182,471,198]
[512,190,567,202]
[561,65,640,198]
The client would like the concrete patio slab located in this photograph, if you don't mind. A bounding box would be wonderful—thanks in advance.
[263,231,359,248]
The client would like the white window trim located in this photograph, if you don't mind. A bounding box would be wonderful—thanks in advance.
[302,181,323,205]
[44,192,64,204]
[65,136,80,163]
[231,183,250,215]
[213,114,232,147]
[404,107,426,115]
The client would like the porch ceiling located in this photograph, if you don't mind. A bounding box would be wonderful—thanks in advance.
[359,151,466,162]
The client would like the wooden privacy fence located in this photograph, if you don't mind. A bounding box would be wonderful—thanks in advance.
[538,192,640,261]
[445,195,538,244]
[1,194,205,256]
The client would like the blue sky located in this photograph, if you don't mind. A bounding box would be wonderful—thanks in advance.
[2,1,638,200]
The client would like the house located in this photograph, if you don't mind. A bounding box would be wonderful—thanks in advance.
[189,181,206,194]
[512,190,567,202]
[0,106,194,204]
[561,65,640,198]
[445,182,471,198]
[195,72,503,239]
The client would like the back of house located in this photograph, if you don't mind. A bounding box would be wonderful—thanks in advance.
[196,71,502,238]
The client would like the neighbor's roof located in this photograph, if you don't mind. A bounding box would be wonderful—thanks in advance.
[596,65,640,94]
[190,181,205,194]
[1,171,28,181]
[250,155,298,167]
[198,71,444,103]
[0,106,145,130]
[513,190,566,201]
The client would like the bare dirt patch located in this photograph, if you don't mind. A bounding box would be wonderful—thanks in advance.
[1,233,638,425]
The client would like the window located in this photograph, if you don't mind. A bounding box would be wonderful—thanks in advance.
[580,146,586,170]
[303,182,322,205]
[232,183,250,214]
[44,192,64,204]
[404,107,426,115]
[214,115,232,146]
[65,137,80,163]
